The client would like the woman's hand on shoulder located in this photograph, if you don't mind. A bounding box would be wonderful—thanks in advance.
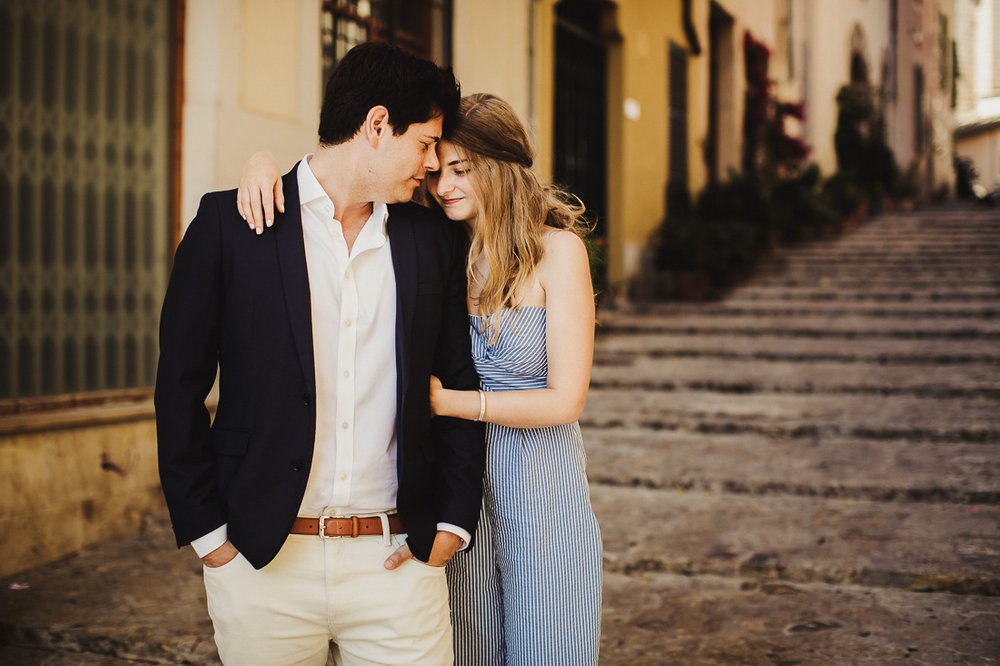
[237,151,284,235]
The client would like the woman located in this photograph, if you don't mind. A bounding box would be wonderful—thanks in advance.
[238,93,602,665]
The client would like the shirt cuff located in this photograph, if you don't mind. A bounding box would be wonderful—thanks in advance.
[436,522,471,551]
[190,524,228,558]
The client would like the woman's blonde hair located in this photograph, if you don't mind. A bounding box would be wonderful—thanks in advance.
[447,93,590,342]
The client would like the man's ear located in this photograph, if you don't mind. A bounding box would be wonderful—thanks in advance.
[365,106,390,146]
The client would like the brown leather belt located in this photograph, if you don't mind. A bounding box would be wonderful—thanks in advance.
[291,515,405,538]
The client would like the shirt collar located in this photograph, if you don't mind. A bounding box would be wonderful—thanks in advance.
[297,154,390,237]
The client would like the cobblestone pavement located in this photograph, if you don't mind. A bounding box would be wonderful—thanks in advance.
[1,207,998,664]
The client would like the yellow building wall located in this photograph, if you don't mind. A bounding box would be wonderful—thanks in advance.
[612,0,683,286]
[182,0,322,231]
[0,414,163,579]
[0,0,325,579]
[452,0,533,135]
[609,0,779,287]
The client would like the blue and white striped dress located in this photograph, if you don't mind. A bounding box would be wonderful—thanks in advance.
[447,306,603,665]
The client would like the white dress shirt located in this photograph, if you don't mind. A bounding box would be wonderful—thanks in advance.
[192,156,468,557]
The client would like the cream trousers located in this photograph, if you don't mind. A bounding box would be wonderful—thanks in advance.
[202,532,453,665]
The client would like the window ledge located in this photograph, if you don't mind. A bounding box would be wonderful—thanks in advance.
[0,390,158,436]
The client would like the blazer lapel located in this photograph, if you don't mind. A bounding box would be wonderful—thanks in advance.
[388,207,418,412]
[274,164,316,394]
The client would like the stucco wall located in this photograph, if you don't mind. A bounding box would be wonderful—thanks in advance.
[799,0,891,175]
[181,0,322,233]
[611,0,781,284]
[452,0,533,134]
[957,129,1000,190]
[0,415,162,579]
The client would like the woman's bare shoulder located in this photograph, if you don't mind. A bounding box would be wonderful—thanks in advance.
[537,228,590,291]
[540,227,587,258]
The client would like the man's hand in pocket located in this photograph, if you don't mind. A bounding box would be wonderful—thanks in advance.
[202,540,240,568]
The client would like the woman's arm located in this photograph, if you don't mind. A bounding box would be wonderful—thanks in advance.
[431,230,595,428]
[236,151,284,234]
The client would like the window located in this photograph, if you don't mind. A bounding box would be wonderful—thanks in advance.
[0,0,173,400]
[667,42,689,216]
[320,0,452,84]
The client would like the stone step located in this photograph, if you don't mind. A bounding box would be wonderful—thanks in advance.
[595,332,1000,361]
[760,270,1000,282]
[590,355,1000,393]
[785,244,1000,252]
[601,572,1000,666]
[725,290,1000,304]
[582,428,1000,504]
[751,278,1000,289]
[592,485,1000,595]
[582,388,1000,443]
[774,258,1000,268]
[589,375,1000,402]
[623,303,1000,319]
[597,317,1000,340]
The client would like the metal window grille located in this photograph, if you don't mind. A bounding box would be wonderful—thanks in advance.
[0,0,172,399]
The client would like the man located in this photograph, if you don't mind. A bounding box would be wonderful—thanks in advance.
[155,43,484,665]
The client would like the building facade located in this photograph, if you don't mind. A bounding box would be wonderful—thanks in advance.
[0,0,964,577]
[954,0,1000,192]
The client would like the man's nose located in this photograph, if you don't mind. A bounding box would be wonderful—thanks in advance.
[424,147,440,172]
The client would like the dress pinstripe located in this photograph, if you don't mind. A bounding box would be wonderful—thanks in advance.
[447,307,602,665]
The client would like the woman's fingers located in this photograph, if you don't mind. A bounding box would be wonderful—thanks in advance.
[261,186,275,230]
[274,179,285,217]
[250,185,265,235]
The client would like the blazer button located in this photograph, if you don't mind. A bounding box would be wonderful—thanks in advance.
[301,395,310,406]
[290,459,304,472]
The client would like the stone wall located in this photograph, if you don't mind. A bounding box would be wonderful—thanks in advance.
[0,412,163,579]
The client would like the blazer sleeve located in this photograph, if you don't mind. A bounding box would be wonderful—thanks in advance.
[430,227,487,541]
[154,193,227,548]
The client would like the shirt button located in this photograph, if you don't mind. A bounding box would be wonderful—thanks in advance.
[344,320,353,328]
[343,370,351,379]
[341,421,349,430]
[339,472,348,481]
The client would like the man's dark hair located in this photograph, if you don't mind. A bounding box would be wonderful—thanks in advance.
[319,42,460,145]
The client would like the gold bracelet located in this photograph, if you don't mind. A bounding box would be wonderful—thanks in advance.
[476,390,486,422]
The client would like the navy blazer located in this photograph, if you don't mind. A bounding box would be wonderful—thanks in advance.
[154,165,485,568]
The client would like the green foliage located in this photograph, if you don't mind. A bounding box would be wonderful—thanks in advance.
[584,236,608,299]
[831,82,904,212]
[772,164,837,243]
[651,176,769,291]
[821,171,866,219]
[643,35,914,301]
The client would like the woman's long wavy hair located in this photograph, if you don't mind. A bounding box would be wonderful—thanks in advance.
[446,93,590,343]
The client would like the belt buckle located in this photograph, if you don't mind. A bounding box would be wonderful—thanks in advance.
[318,515,360,538]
